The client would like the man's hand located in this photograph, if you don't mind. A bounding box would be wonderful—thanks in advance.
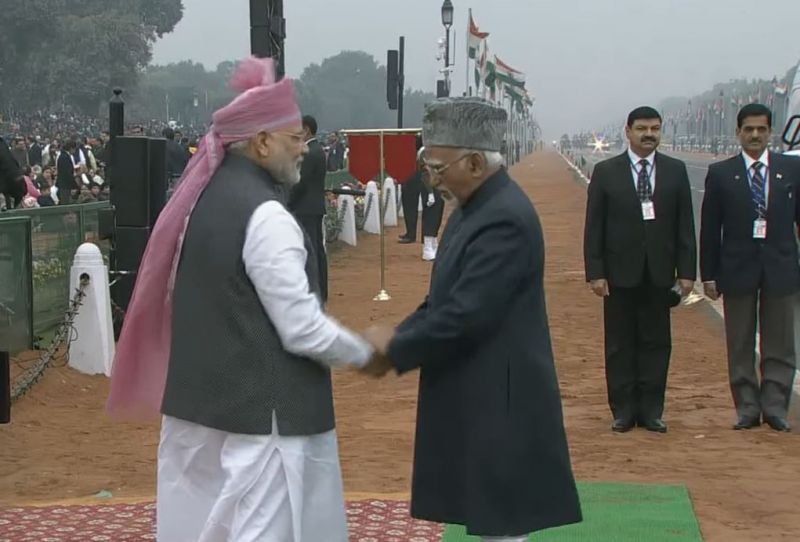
[363,324,394,353]
[360,325,395,378]
[361,353,393,378]
[678,279,694,297]
[590,279,609,297]
[703,281,720,301]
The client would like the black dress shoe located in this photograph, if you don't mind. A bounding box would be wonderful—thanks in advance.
[733,416,761,430]
[398,237,415,244]
[611,418,635,433]
[763,416,791,432]
[639,419,668,433]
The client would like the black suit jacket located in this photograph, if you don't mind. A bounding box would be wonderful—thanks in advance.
[28,143,43,166]
[289,138,326,216]
[584,151,696,288]
[56,152,77,190]
[0,137,25,204]
[700,152,800,296]
[166,139,190,178]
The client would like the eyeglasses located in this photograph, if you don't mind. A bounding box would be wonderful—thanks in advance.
[423,153,471,177]
[274,131,306,145]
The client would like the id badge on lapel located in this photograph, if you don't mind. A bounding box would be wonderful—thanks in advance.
[753,218,767,239]
[642,201,656,221]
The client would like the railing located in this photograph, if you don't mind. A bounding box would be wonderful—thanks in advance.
[0,217,33,353]
[1,202,111,342]
[0,169,355,349]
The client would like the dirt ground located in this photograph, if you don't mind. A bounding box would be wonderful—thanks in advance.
[1,151,798,541]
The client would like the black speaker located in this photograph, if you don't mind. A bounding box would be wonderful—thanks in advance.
[113,226,150,271]
[387,50,399,110]
[251,28,272,58]
[98,207,115,240]
[436,80,449,98]
[249,0,268,25]
[110,226,150,315]
[111,136,150,227]
[147,138,167,228]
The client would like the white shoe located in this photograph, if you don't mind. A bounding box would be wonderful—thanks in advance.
[422,236,437,261]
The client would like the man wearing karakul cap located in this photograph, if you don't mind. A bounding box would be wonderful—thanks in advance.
[106,57,377,541]
[360,97,582,541]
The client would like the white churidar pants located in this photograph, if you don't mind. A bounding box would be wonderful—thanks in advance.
[157,412,348,542]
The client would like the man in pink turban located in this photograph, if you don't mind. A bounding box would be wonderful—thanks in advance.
[107,57,375,542]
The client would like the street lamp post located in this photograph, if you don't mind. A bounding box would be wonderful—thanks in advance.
[441,0,454,97]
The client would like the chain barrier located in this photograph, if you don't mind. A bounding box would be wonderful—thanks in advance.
[337,198,349,223]
[10,275,90,403]
[109,296,127,323]
[358,192,374,230]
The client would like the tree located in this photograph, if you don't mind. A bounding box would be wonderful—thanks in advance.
[0,0,184,115]
[295,51,436,131]
[127,51,437,131]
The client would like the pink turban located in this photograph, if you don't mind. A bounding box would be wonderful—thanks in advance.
[106,57,301,420]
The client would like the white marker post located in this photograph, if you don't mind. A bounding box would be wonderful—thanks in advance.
[383,177,398,227]
[337,194,357,246]
[363,181,381,234]
[68,243,115,376]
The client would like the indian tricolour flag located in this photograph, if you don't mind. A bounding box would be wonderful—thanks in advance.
[495,56,525,89]
[467,10,489,60]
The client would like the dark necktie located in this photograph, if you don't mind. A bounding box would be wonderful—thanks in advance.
[636,159,651,201]
[750,161,766,218]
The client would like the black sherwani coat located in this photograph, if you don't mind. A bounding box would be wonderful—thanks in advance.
[0,137,24,206]
[387,168,582,537]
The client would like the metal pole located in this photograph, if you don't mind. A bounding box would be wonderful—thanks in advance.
[109,88,124,139]
[272,0,285,78]
[397,37,405,129]
[444,28,451,96]
[374,131,391,301]
[250,0,285,79]
[1,351,9,424]
[108,88,124,186]
[465,9,471,96]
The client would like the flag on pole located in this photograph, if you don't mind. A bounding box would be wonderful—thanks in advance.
[474,39,485,91]
[484,54,497,102]
[494,56,525,88]
[467,10,489,60]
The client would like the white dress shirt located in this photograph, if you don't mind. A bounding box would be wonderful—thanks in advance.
[628,148,656,192]
[742,149,770,209]
[158,199,364,542]
[242,200,373,368]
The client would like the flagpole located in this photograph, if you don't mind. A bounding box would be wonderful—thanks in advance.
[466,9,471,96]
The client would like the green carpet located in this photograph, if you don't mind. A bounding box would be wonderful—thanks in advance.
[442,482,703,541]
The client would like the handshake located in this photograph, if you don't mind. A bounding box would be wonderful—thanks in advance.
[359,324,395,378]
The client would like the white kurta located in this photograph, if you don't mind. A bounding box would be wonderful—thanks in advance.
[157,200,373,542]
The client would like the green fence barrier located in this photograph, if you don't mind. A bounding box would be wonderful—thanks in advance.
[0,217,34,353]
[2,202,111,339]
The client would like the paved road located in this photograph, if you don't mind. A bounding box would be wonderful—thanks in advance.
[571,148,800,357]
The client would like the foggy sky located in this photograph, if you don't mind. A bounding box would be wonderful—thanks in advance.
[152,0,800,140]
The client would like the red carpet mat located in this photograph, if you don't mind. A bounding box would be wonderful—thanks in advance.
[0,500,443,541]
